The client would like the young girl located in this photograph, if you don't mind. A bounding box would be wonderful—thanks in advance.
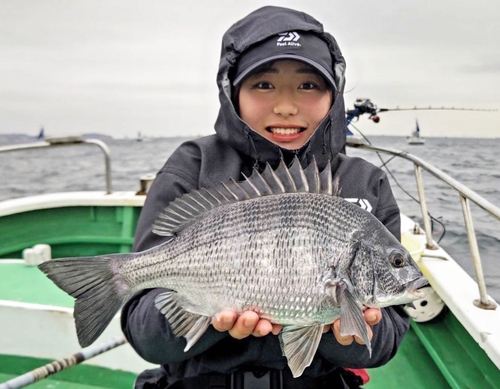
[122,6,408,389]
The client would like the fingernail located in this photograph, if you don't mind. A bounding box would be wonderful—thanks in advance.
[222,316,233,325]
[214,313,221,322]
[368,314,376,322]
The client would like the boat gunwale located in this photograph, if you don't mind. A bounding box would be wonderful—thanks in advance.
[400,214,500,370]
[0,191,145,217]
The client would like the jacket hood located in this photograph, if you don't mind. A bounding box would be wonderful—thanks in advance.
[214,6,347,169]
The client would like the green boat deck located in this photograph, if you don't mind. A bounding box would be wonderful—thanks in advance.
[1,202,500,388]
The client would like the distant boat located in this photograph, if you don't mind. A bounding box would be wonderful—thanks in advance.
[136,132,144,142]
[407,120,425,145]
[37,127,45,140]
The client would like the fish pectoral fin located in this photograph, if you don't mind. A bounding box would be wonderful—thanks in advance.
[278,324,324,378]
[155,291,211,352]
[337,281,372,357]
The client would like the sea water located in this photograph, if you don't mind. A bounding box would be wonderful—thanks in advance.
[0,135,499,301]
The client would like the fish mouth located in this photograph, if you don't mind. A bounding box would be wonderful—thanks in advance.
[405,276,428,298]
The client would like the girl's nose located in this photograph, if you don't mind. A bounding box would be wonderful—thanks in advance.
[273,92,298,117]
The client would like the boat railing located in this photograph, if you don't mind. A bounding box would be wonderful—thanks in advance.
[347,138,499,310]
[0,136,112,194]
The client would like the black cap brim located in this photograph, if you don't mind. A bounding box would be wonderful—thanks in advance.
[233,54,337,92]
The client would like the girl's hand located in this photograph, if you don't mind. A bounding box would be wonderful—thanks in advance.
[212,309,282,339]
[324,307,382,346]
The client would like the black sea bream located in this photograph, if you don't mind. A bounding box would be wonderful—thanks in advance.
[39,157,427,377]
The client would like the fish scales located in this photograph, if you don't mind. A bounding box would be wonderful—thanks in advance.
[120,193,369,324]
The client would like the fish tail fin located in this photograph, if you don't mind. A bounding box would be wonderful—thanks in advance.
[38,254,133,347]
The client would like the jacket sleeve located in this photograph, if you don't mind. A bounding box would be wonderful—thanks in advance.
[121,144,228,365]
[318,171,410,367]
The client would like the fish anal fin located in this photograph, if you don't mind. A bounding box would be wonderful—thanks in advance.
[336,280,371,356]
[155,291,211,352]
[279,324,323,378]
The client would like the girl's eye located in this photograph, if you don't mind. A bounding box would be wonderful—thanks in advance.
[254,82,274,89]
[299,82,318,90]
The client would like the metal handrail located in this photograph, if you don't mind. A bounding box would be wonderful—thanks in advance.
[0,136,112,194]
[347,139,498,310]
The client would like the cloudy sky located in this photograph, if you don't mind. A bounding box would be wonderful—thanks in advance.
[1,0,499,138]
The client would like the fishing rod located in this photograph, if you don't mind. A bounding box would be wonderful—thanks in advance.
[0,336,127,389]
[346,110,449,243]
[345,97,497,126]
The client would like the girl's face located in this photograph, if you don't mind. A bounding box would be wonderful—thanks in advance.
[238,60,333,150]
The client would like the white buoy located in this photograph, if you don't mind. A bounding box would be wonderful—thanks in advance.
[405,286,445,322]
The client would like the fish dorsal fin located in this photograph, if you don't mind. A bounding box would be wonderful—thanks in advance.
[152,157,340,236]
[303,156,320,194]
[288,156,309,192]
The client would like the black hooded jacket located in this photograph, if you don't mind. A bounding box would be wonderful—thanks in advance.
[122,6,409,387]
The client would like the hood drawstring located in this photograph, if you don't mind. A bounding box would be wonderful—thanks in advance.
[322,124,328,155]
[305,149,312,166]
[321,118,333,159]
[244,130,262,169]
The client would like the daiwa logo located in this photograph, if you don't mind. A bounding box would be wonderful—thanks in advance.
[345,198,373,213]
[277,32,301,47]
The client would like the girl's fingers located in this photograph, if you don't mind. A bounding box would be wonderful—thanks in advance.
[213,311,284,338]
[228,311,259,339]
[354,325,373,344]
[363,308,382,326]
[212,309,237,332]
[252,319,273,337]
[271,323,283,335]
[332,319,354,346]
[332,318,374,346]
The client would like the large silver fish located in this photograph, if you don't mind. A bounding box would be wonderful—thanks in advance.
[38,157,427,377]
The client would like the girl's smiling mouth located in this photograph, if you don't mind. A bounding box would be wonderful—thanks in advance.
[266,126,306,142]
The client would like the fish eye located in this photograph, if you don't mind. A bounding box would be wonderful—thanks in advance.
[390,250,406,268]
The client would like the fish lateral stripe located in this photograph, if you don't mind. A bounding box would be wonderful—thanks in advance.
[152,156,340,237]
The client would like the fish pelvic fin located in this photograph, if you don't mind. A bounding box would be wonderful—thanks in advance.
[336,280,372,356]
[155,291,211,352]
[152,156,341,236]
[279,324,324,378]
[38,254,132,347]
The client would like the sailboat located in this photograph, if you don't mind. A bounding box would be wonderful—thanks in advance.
[407,120,425,145]
[136,131,144,142]
[37,127,45,140]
